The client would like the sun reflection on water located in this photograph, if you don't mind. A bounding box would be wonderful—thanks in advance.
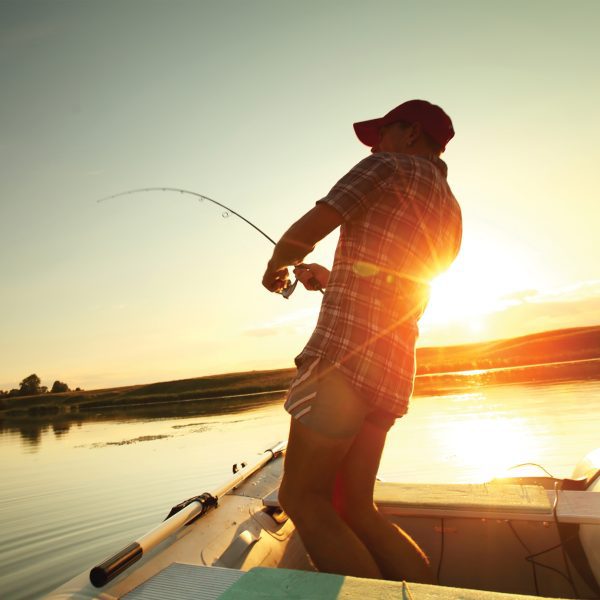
[435,410,540,482]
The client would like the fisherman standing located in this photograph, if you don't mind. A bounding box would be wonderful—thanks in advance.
[262,100,462,581]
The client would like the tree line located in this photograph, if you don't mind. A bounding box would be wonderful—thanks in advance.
[0,374,81,398]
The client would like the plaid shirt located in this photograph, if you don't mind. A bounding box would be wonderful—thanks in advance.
[295,152,462,417]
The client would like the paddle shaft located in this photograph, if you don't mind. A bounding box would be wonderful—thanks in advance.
[89,440,286,587]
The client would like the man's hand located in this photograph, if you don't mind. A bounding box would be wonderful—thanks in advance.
[262,203,343,295]
[294,263,330,291]
[262,262,291,294]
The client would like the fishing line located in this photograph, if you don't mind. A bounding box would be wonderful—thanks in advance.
[97,187,277,244]
[436,517,445,585]
[506,486,582,599]
[97,187,324,296]
[507,462,555,478]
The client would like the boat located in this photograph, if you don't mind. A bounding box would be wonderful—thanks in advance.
[47,442,600,599]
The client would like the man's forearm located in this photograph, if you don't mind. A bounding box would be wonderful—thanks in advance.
[267,204,343,271]
[268,231,315,271]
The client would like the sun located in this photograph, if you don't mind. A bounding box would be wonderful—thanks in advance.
[420,224,544,333]
[423,259,500,327]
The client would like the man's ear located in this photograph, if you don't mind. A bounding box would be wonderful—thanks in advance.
[407,121,422,146]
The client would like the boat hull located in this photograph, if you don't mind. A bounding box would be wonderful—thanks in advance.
[47,447,600,599]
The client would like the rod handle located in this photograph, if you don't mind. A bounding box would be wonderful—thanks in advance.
[89,542,142,588]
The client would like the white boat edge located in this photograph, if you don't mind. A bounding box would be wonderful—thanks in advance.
[46,443,600,599]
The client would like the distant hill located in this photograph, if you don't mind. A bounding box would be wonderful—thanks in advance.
[415,325,600,374]
[2,325,598,417]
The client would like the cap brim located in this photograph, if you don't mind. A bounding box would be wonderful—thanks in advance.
[353,118,383,147]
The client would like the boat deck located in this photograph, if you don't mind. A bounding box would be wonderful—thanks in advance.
[123,562,561,600]
[46,447,599,599]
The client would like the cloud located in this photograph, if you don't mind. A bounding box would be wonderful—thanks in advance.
[492,295,600,331]
[243,307,318,338]
[495,280,600,310]
[244,327,282,338]
[420,279,600,346]
[499,289,539,302]
[526,279,600,303]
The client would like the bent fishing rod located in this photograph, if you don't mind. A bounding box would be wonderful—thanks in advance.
[97,187,323,297]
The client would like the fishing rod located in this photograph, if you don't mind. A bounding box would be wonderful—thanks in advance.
[97,187,323,297]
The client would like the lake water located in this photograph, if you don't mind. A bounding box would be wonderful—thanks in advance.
[1,368,599,599]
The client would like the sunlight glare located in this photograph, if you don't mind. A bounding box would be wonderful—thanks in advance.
[421,227,542,331]
[437,414,540,482]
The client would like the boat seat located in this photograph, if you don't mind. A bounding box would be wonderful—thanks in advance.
[123,562,244,600]
[375,482,552,516]
[263,482,600,524]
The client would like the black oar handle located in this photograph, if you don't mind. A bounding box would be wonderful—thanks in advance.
[89,542,142,588]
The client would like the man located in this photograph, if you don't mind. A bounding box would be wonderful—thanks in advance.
[262,100,462,581]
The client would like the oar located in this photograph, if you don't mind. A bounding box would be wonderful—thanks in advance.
[89,440,286,588]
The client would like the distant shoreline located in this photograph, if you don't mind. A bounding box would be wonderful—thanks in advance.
[1,325,598,421]
[413,356,599,397]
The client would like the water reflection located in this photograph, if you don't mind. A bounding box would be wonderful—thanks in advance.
[380,375,600,484]
[16,423,45,448]
[0,394,285,451]
[0,417,76,451]
[0,373,598,600]
[1,359,598,454]
[434,411,540,482]
[414,357,599,396]
[52,422,72,437]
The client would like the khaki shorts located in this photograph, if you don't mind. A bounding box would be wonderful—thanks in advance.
[284,357,396,438]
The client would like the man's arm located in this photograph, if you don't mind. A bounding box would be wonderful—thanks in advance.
[262,203,343,293]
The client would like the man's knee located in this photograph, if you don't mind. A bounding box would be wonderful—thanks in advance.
[279,473,312,517]
[279,475,332,524]
[336,485,379,530]
[278,477,296,515]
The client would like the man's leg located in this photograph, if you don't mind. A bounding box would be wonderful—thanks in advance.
[278,417,382,579]
[335,418,434,583]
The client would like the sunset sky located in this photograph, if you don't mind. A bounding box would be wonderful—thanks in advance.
[1,1,598,391]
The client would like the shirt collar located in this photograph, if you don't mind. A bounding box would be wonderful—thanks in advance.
[426,154,448,178]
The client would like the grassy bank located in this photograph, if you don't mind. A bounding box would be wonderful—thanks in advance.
[0,368,296,418]
[2,325,598,419]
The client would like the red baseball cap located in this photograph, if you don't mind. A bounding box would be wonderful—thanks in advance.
[353,99,455,151]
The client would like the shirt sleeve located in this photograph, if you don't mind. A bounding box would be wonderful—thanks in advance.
[316,153,397,222]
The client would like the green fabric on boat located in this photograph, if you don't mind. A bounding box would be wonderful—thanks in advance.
[217,567,547,599]
[217,567,343,599]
